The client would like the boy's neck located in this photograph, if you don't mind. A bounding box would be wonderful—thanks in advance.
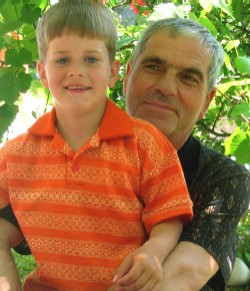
[55,105,106,153]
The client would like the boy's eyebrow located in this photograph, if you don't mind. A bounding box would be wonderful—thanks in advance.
[140,56,204,81]
[53,50,68,54]
[52,49,102,55]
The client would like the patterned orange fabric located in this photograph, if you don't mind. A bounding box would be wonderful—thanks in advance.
[0,99,193,290]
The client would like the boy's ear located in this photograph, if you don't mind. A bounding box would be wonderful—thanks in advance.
[108,59,120,87]
[37,62,49,88]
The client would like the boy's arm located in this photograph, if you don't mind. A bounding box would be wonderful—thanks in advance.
[0,218,23,291]
[113,217,183,290]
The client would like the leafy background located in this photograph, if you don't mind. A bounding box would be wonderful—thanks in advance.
[0,0,249,289]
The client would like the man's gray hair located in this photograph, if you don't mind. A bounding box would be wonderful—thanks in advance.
[131,18,225,90]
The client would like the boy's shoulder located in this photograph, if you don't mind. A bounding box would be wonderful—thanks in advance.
[129,116,174,152]
[103,100,173,151]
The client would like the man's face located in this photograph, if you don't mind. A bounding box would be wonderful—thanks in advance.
[124,31,216,150]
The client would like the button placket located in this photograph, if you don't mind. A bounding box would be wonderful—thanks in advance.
[71,162,80,172]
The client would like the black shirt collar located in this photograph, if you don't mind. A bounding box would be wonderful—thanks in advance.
[178,136,200,188]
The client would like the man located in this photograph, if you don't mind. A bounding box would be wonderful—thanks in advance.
[121,17,250,290]
[0,17,249,291]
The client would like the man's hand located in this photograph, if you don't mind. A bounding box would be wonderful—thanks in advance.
[112,218,182,291]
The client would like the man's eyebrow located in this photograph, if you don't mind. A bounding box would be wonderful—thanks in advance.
[140,56,166,65]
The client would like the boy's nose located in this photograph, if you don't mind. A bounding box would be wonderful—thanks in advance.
[68,63,85,76]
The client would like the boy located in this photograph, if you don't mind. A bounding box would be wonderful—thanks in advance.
[0,1,193,290]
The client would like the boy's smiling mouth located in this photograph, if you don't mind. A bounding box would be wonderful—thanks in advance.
[65,85,90,90]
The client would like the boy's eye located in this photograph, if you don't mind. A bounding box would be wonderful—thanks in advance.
[56,58,68,64]
[86,57,98,63]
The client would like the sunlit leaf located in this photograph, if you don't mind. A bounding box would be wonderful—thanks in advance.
[217,79,250,94]
[11,0,21,4]
[199,0,213,11]
[0,21,22,34]
[225,40,240,52]
[198,17,217,36]
[224,52,234,72]
[225,129,250,164]
[20,4,41,24]
[16,72,32,93]
[235,57,250,75]
[232,0,243,21]
[234,136,250,164]
[0,104,19,139]
[212,0,234,18]
[0,68,19,103]
[5,48,32,66]
[117,36,135,50]
[229,103,250,119]
[19,48,33,64]
[5,49,22,67]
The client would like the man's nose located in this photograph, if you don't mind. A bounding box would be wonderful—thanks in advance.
[155,70,178,96]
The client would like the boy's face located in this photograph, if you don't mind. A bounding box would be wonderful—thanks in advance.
[38,34,119,119]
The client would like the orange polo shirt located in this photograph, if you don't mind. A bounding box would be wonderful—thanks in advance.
[0,99,192,290]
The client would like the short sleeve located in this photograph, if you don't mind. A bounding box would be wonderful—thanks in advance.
[0,144,31,255]
[132,119,193,233]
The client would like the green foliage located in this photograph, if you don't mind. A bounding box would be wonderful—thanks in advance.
[0,0,249,165]
[11,250,36,284]
[237,211,250,268]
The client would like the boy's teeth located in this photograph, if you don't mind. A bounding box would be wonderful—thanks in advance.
[68,86,87,90]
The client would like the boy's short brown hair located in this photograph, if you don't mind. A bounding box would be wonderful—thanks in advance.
[36,0,118,63]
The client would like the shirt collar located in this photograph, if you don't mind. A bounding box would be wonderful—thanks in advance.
[178,135,200,187]
[28,99,134,140]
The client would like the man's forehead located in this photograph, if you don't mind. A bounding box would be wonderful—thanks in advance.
[140,33,211,71]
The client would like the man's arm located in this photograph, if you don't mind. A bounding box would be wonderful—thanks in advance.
[159,241,219,291]
[0,218,23,291]
[113,218,183,290]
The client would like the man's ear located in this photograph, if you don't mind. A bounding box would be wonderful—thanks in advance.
[199,88,217,119]
[123,61,132,96]
[108,59,120,87]
[37,62,49,88]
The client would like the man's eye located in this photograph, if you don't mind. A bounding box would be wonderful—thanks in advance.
[145,64,160,71]
[183,74,197,83]
[143,64,162,73]
[86,57,98,63]
[56,58,68,64]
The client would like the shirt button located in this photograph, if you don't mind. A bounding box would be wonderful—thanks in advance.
[71,164,80,172]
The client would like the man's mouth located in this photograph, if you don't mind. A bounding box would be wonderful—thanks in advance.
[144,100,176,112]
